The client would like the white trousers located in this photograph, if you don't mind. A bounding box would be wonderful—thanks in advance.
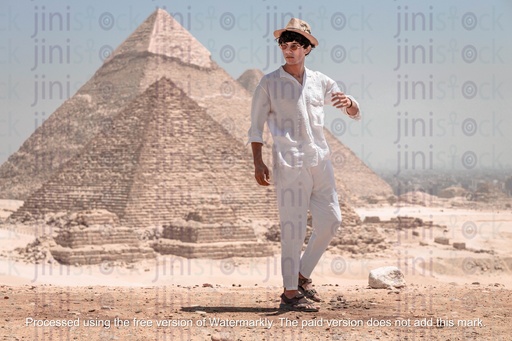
[274,159,342,290]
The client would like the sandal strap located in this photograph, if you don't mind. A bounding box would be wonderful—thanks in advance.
[298,277,312,286]
[280,293,306,304]
[298,277,322,302]
[280,294,318,312]
[302,288,318,295]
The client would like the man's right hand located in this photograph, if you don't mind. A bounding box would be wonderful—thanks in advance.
[254,161,271,186]
[251,142,271,186]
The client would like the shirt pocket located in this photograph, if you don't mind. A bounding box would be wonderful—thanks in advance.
[307,87,325,126]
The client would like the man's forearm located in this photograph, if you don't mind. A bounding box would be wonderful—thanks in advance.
[251,142,264,165]
[346,100,359,117]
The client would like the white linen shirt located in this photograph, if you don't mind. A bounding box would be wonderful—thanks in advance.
[248,66,361,168]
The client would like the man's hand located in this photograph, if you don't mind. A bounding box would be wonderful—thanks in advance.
[331,91,352,109]
[331,91,359,117]
[251,142,271,186]
[254,161,271,186]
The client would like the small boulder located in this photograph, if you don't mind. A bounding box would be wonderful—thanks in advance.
[453,242,466,250]
[434,237,450,245]
[363,216,381,223]
[369,266,406,289]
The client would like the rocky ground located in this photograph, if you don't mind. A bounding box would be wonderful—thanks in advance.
[2,282,510,341]
[1,200,512,340]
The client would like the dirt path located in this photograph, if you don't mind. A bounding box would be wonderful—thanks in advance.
[2,283,510,340]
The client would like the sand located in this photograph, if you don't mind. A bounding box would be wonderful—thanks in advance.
[1,200,511,340]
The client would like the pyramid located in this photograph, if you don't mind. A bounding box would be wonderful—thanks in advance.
[12,78,277,230]
[237,69,265,95]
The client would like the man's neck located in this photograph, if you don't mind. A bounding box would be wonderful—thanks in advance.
[283,63,305,78]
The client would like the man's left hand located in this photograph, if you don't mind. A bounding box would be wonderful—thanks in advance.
[331,91,352,109]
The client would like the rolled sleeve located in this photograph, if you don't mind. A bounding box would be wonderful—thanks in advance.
[247,81,271,145]
[343,95,361,121]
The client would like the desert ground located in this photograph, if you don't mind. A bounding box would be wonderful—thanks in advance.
[1,200,511,340]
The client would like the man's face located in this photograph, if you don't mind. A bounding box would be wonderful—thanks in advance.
[279,41,311,66]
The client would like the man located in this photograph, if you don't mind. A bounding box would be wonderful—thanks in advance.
[247,18,361,311]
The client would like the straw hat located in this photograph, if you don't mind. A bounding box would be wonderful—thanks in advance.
[273,18,319,46]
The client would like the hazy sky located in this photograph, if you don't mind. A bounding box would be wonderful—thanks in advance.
[1,0,511,174]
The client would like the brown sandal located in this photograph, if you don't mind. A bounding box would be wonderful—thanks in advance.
[298,277,322,302]
[279,293,319,312]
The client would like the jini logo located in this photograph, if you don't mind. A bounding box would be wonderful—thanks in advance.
[394,5,434,39]
[394,74,434,107]
[31,5,71,38]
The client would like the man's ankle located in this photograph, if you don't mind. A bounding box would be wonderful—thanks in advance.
[284,289,299,298]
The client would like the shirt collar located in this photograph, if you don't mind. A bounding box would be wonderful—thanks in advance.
[279,66,311,86]
[279,66,310,84]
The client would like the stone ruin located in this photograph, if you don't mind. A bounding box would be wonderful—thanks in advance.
[152,208,273,259]
[362,215,446,231]
[49,210,155,265]
[153,220,273,259]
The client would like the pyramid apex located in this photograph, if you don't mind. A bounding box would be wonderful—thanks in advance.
[153,7,171,17]
[107,8,212,69]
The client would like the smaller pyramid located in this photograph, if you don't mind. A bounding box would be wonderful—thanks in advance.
[237,69,265,94]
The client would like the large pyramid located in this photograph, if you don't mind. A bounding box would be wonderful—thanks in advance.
[0,8,391,204]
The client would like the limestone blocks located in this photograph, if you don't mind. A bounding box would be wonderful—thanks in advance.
[151,218,274,259]
[50,210,156,265]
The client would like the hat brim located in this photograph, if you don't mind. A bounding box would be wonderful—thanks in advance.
[273,28,319,47]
